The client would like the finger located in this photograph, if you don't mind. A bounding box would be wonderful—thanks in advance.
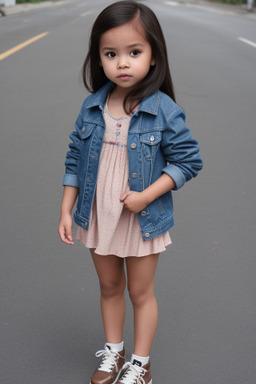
[120,191,133,201]
[59,229,69,244]
[65,228,74,244]
[66,229,73,241]
[59,226,74,245]
[120,192,128,201]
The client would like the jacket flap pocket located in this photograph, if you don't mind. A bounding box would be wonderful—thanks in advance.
[139,132,161,145]
[81,123,96,139]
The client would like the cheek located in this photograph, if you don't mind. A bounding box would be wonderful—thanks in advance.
[102,64,113,77]
[100,59,110,73]
[101,57,113,69]
[99,54,105,67]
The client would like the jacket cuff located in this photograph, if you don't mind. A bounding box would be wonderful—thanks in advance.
[62,174,79,187]
[162,164,186,190]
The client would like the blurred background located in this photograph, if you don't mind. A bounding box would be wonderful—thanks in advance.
[1,1,256,383]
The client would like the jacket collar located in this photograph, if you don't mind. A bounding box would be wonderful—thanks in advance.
[86,81,160,116]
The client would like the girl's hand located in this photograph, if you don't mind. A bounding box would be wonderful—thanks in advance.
[58,212,74,245]
[120,191,148,213]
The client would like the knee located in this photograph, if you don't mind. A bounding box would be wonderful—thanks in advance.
[100,276,126,300]
[128,283,154,307]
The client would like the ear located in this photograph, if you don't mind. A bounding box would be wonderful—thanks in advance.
[151,57,156,66]
[99,61,102,67]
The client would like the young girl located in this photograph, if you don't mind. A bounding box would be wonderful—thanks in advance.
[58,1,203,383]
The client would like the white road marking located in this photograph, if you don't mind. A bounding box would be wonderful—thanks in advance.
[165,0,237,15]
[185,3,236,15]
[238,37,256,48]
[81,10,95,17]
[165,1,179,6]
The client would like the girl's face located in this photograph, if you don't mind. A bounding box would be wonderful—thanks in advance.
[99,18,155,94]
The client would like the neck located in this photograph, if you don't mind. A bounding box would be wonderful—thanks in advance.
[110,86,130,102]
[107,90,128,118]
[108,86,140,116]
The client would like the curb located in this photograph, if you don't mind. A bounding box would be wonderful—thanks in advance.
[0,0,67,17]
[169,0,255,15]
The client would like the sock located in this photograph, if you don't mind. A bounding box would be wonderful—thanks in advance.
[131,353,150,367]
[105,341,124,353]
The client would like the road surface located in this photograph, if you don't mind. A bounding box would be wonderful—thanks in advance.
[1,1,256,383]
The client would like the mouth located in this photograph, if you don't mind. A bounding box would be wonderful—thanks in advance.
[118,74,131,80]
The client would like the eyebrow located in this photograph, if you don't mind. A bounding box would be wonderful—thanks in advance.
[102,43,144,51]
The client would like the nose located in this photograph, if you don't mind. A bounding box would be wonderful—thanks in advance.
[118,56,129,69]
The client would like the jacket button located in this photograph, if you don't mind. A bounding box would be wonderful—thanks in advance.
[145,232,150,238]
[141,210,147,216]
[131,173,137,178]
[82,127,86,132]
[131,143,137,149]
[150,135,155,142]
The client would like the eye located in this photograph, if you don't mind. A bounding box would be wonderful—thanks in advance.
[105,51,116,58]
[130,49,140,57]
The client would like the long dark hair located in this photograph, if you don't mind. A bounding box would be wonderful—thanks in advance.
[83,0,176,113]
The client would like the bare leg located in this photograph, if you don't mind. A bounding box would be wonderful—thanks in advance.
[90,248,126,343]
[126,253,160,357]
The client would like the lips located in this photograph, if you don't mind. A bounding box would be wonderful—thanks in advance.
[118,74,131,80]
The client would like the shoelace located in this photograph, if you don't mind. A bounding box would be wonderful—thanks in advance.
[95,346,121,373]
[119,362,147,384]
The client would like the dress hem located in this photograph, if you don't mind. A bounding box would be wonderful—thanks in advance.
[76,232,172,258]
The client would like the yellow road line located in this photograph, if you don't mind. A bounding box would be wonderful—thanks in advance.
[0,32,48,61]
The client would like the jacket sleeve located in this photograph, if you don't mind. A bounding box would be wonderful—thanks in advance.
[161,108,203,190]
[62,107,83,188]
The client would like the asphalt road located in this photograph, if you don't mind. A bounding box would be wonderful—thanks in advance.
[1,1,256,383]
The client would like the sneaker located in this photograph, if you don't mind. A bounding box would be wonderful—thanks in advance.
[90,345,125,384]
[116,361,152,384]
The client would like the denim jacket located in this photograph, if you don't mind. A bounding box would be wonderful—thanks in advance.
[63,82,203,240]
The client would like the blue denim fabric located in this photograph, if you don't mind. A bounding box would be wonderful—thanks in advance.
[62,82,203,240]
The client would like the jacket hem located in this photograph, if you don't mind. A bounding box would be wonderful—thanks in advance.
[74,212,89,230]
[141,217,175,240]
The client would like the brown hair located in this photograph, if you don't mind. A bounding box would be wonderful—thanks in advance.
[83,0,176,113]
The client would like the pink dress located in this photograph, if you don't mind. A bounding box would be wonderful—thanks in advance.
[76,103,172,258]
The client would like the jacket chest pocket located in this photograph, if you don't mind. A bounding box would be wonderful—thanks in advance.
[79,123,98,175]
[81,122,97,140]
[139,132,161,160]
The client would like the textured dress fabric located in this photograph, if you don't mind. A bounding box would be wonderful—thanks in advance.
[76,103,172,258]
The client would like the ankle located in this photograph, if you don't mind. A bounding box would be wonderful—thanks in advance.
[105,340,124,353]
[131,353,150,367]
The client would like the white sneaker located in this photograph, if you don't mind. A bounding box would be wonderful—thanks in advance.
[117,361,152,384]
[90,345,126,384]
